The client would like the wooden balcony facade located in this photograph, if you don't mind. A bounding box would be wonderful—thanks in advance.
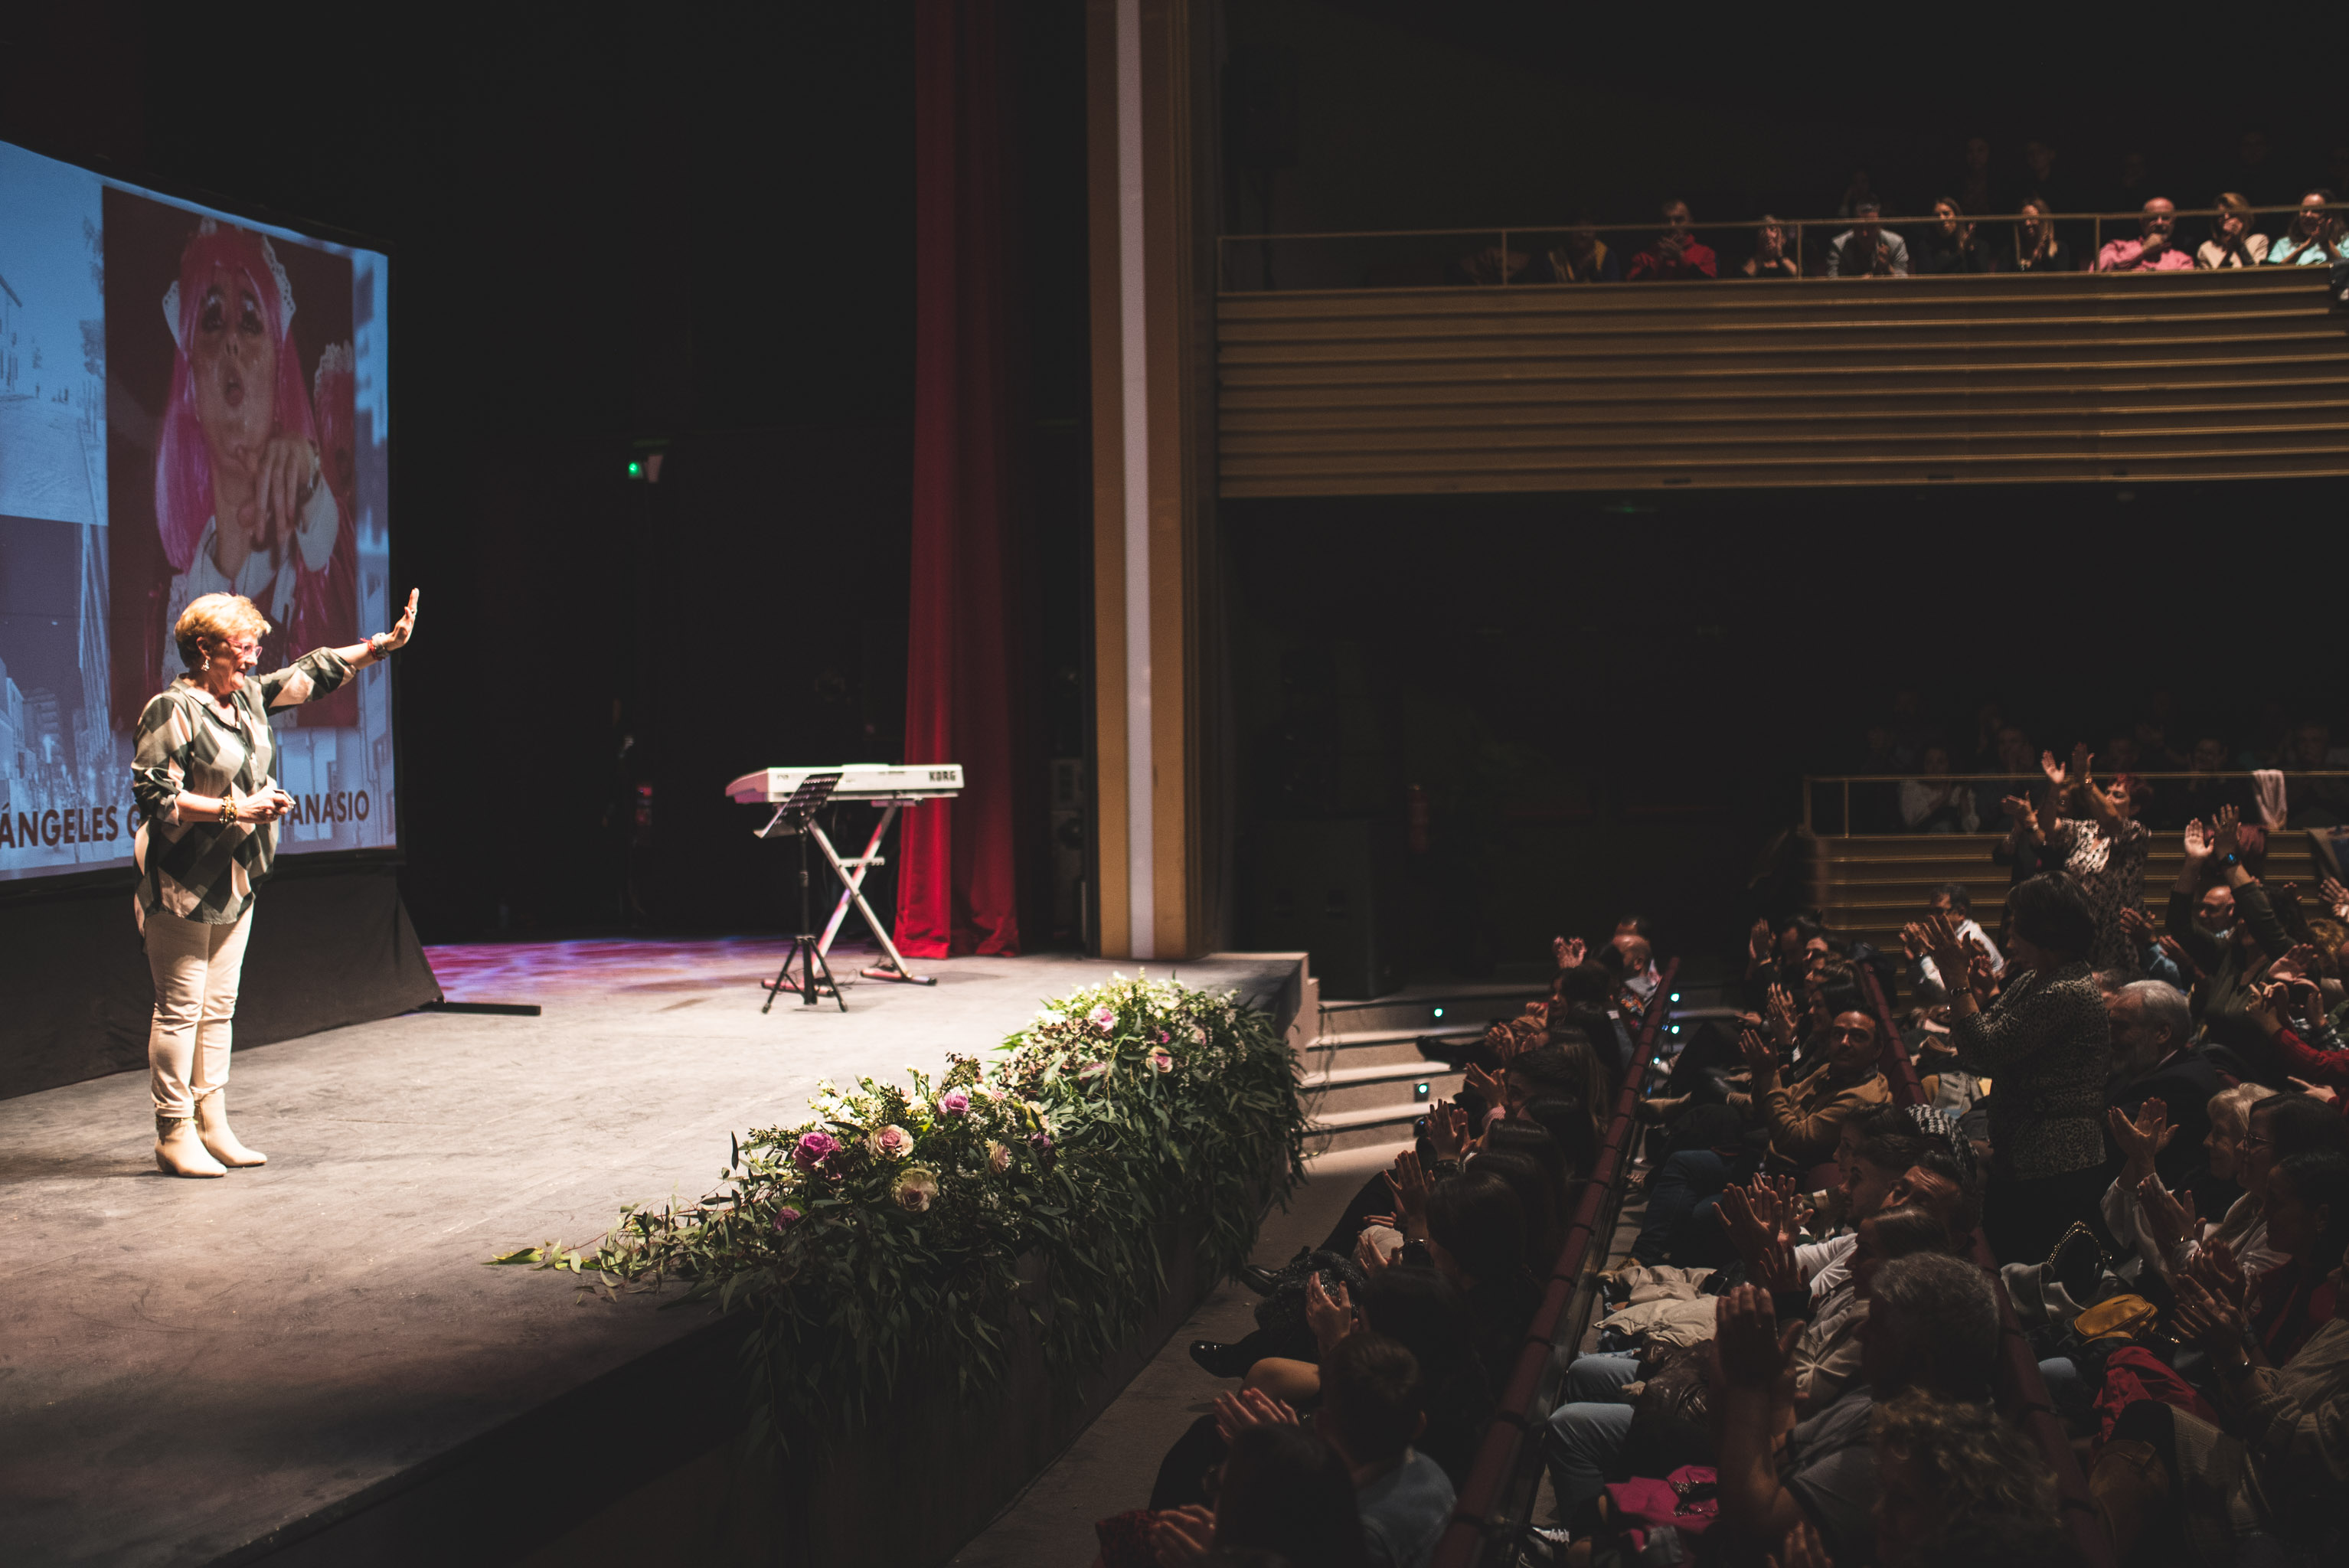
[1217,270,2349,497]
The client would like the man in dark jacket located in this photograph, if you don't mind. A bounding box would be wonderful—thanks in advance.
[2105,978,2235,1217]
[2167,810,2294,1082]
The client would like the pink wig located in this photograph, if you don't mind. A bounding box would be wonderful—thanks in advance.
[154,221,316,573]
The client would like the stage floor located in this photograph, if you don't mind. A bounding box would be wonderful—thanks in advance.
[2,938,1305,1568]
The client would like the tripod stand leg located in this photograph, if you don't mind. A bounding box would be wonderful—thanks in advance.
[762,936,803,1014]
[807,820,935,985]
[807,939,848,1012]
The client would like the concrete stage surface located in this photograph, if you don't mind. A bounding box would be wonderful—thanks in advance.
[2,937,1305,1568]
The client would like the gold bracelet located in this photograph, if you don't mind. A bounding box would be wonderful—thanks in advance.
[220,797,237,825]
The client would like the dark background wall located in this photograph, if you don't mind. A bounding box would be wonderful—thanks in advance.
[1,5,1093,943]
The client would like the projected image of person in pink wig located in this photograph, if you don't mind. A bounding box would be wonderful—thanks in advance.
[154,220,357,721]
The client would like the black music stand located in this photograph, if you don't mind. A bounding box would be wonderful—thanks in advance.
[757,772,847,1013]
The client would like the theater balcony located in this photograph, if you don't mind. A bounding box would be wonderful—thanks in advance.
[1217,253,2349,496]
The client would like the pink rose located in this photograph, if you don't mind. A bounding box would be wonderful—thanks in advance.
[1148,1048,1174,1074]
[867,1125,915,1161]
[792,1131,842,1171]
[987,1139,1013,1174]
[937,1088,972,1117]
[1090,1005,1116,1031]
[773,1205,803,1230]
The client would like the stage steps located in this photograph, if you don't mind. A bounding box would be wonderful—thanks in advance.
[1302,982,1548,1150]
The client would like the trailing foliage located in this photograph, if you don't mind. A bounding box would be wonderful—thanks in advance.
[492,972,1305,1442]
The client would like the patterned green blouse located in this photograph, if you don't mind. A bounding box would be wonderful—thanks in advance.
[130,648,354,926]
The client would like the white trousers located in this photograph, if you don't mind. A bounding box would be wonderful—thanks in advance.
[146,908,253,1117]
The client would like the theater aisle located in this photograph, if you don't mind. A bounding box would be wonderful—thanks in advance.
[948,1141,1409,1568]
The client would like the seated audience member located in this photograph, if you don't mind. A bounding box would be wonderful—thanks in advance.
[1712,1253,2002,1567]
[1442,241,1556,287]
[2282,717,2349,825]
[1142,1423,1370,1568]
[1382,1171,1538,1382]
[2104,978,2228,1203]
[2096,197,2194,271]
[2128,1091,2348,1286]
[2197,192,2270,268]
[2246,974,2349,1107]
[2093,1152,2349,1564]
[2266,188,2347,266]
[1826,200,1910,276]
[1185,1334,1457,1568]
[2014,198,2077,272]
[1541,1202,1955,1524]
[1899,745,1978,833]
[1624,200,1718,282]
[1740,215,1801,279]
[1925,874,2113,1264]
[1957,136,2000,221]
[1868,1390,2074,1568]
[2037,747,2150,969]
[1609,929,1661,1004]
[2166,808,2295,1079]
[1162,1266,1495,1510]
[1912,198,1995,273]
[1630,1011,1888,1266]
[1906,882,2005,1001]
[2169,733,2255,828]
[1542,222,1619,283]
[1319,1333,1455,1568]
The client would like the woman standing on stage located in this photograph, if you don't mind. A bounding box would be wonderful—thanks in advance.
[131,587,418,1177]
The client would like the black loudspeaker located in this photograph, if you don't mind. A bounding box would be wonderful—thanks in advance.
[1245,818,1403,999]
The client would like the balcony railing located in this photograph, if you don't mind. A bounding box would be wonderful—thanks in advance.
[1799,769,2349,836]
[1218,207,2340,293]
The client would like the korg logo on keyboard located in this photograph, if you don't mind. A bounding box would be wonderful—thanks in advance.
[929,769,954,781]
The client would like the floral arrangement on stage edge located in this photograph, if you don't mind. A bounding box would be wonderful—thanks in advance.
[491,972,1305,1445]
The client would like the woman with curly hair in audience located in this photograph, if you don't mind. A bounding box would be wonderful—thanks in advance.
[2034,744,2151,969]
[1924,871,2113,1264]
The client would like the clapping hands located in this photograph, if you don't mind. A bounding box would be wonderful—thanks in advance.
[1383,1149,1433,1237]
[1210,1386,1300,1445]
[2106,1098,2173,1185]
[1424,1097,1475,1161]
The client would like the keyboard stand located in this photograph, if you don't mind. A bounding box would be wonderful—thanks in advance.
[807,802,936,986]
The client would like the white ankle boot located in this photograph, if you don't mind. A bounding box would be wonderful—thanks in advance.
[155,1114,227,1178]
[195,1091,266,1168]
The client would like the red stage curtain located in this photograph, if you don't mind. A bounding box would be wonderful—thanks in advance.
[896,0,1027,957]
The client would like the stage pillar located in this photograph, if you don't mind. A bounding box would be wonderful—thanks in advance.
[1086,0,1225,960]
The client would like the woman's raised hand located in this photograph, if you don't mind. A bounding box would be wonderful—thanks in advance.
[2292,1076,2341,1108]
[380,588,421,652]
[1462,1061,1505,1109]
[1749,919,1775,967]
[1736,1026,1778,1080]
[1920,912,1972,984]
[1764,984,1799,1047]
[2213,804,2243,858]
[1305,1272,1355,1354]
[2182,818,2213,861]
[1148,1504,1217,1566]
[1556,935,1586,971]
[1426,1098,1472,1161]
[1384,1149,1433,1230]
[2107,1100,2171,1184]
[2320,876,2349,920]
[1210,1387,1299,1445]
[2040,749,2070,789]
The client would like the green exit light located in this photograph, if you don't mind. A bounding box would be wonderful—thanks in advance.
[626,459,643,479]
